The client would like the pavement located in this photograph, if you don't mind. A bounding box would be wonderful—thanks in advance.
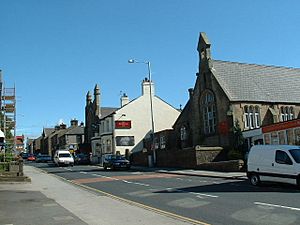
[132,166,247,180]
[0,165,247,225]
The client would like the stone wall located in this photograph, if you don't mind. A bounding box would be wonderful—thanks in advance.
[131,146,228,169]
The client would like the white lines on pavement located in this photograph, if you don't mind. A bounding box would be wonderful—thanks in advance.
[79,171,87,174]
[131,172,143,175]
[91,174,103,177]
[122,180,150,187]
[189,192,219,198]
[64,168,72,171]
[254,202,300,211]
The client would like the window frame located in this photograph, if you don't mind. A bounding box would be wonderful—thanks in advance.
[275,150,293,165]
[201,91,216,135]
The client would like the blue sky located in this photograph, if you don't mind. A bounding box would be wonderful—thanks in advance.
[1,0,300,138]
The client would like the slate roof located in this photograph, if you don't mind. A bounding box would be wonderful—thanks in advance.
[212,60,300,103]
[43,128,55,137]
[100,107,118,119]
[65,126,84,135]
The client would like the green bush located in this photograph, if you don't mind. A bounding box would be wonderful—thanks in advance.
[0,162,9,171]
[0,153,15,162]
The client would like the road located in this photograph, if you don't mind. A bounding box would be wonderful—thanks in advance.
[31,162,300,225]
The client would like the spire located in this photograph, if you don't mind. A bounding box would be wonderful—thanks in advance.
[86,91,92,104]
[94,84,101,117]
[197,32,213,72]
[94,84,100,96]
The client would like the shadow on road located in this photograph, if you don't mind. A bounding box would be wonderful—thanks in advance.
[154,180,300,193]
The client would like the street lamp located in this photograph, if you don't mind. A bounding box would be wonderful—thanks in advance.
[128,59,156,166]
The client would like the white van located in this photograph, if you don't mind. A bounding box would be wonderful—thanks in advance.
[247,145,300,187]
[53,150,74,167]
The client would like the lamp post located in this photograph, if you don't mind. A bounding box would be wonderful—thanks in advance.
[128,59,156,166]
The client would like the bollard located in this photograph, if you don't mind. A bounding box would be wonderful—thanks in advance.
[18,158,24,176]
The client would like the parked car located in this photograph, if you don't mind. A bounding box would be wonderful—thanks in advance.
[74,153,90,165]
[36,154,52,163]
[53,150,74,167]
[27,154,36,161]
[247,145,300,187]
[102,154,130,170]
[20,152,29,159]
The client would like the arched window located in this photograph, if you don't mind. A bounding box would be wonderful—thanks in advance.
[254,106,260,128]
[180,126,187,141]
[201,91,216,134]
[289,107,294,120]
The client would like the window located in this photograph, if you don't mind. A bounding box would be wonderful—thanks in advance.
[180,126,187,141]
[76,135,82,144]
[289,149,300,163]
[244,105,260,130]
[160,136,166,149]
[254,106,260,128]
[202,91,216,134]
[281,106,294,122]
[275,150,293,165]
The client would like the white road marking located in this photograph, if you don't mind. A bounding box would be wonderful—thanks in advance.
[189,192,219,198]
[254,202,300,211]
[92,174,103,177]
[64,168,72,171]
[122,180,133,184]
[79,171,87,174]
[133,182,150,187]
[121,180,150,187]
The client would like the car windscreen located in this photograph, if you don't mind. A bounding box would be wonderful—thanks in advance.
[111,155,125,160]
[289,149,300,163]
[59,153,71,158]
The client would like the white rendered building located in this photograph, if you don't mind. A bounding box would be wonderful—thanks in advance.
[91,78,180,164]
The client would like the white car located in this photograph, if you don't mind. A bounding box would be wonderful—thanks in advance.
[53,150,74,167]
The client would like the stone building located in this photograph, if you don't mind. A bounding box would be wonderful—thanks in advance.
[84,85,117,146]
[173,32,300,153]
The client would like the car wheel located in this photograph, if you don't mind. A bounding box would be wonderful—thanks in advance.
[249,173,261,186]
[103,166,107,170]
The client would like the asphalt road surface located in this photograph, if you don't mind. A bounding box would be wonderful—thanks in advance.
[31,162,300,225]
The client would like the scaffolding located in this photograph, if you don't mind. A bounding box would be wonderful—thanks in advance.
[0,71,17,156]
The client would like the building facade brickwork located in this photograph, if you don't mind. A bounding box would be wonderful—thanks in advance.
[173,32,300,152]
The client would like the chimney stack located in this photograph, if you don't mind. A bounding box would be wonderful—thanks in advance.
[142,77,155,96]
[120,93,129,107]
[70,119,78,127]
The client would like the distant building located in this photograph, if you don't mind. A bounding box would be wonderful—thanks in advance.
[91,78,180,164]
[15,135,25,153]
[57,119,85,154]
[33,136,42,155]
[37,119,85,157]
[84,84,117,150]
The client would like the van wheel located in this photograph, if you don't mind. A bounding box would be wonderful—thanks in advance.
[250,173,261,186]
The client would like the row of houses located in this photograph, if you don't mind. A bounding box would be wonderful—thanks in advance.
[28,120,85,157]
[30,32,300,169]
